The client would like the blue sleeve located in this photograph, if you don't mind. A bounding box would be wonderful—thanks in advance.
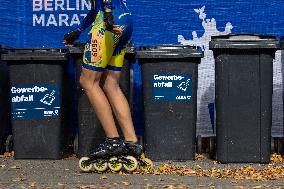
[77,1,99,32]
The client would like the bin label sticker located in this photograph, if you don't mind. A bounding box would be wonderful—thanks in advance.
[10,84,61,120]
[152,74,193,102]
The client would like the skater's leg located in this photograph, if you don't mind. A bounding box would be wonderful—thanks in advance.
[80,68,119,138]
[102,70,137,142]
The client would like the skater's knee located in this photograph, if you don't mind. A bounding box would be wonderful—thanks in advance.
[103,80,120,94]
[80,74,100,91]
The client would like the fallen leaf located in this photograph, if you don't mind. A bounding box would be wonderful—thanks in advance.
[101,175,108,180]
[163,185,175,189]
[12,177,26,182]
[30,182,36,187]
[213,161,218,165]
[10,165,20,169]
[122,181,130,186]
[253,186,262,189]
[234,186,247,189]
[195,154,205,161]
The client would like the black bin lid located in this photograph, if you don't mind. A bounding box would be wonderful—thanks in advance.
[2,48,67,61]
[137,44,204,59]
[67,43,85,54]
[0,45,12,54]
[209,34,279,49]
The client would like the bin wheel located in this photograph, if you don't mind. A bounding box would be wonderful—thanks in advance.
[196,135,202,154]
[5,135,13,152]
[277,138,284,154]
[74,133,79,155]
[209,137,216,160]
[271,137,276,153]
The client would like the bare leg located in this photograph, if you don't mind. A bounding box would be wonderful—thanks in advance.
[79,68,119,138]
[102,70,137,142]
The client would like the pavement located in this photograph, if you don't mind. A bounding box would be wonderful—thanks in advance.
[1,154,284,189]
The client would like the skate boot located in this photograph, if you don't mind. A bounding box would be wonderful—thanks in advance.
[79,137,125,172]
[123,141,153,172]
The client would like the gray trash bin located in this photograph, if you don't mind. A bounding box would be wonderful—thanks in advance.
[2,48,71,159]
[137,45,203,161]
[210,34,279,163]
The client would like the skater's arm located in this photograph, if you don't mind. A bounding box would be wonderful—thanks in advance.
[78,1,99,32]
[63,1,98,45]
[103,0,122,35]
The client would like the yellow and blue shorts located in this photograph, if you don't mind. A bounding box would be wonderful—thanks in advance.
[83,11,133,72]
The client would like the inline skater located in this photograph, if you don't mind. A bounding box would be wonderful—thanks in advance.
[63,0,152,172]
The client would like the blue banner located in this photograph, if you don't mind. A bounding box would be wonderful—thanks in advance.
[0,0,283,48]
[10,84,61,120]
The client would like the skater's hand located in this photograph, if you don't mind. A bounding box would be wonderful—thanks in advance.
[112,25,122,35]
[63,29,80,46]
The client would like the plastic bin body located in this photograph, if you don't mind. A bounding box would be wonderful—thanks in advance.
[69,43,135,157]
[0,45,11,154]
[2,49,69,159]
[137,45,203,161]
[209,34,278,163]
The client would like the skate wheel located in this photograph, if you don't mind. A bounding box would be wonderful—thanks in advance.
[140,158,153,172]
[123,156,138,172]
[108,157,122,172]
[79,157,93,172]
[93,159,108,172]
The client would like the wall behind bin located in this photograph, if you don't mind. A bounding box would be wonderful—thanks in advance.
[0,0,283,136]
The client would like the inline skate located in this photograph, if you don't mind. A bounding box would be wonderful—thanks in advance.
[123,141,153,172]
[79,137,126,172]
[78,138,153,173]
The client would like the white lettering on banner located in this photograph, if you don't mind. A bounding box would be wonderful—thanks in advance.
[32,0,91,11]
[66,0,75,11]
[70,14,80,26]
[59,14,69,26]
[82,0,91,10]
[12,95,34,103]
[33,0,42,11]
[153,75,185,81]
[11,86,48,94]
[33,14,87,27]
[32,0,91,27]
[55,0,64,11]
[45,0,53,11]
[47,14,58,26]
[153,82,173,88]
[33,14,45,26]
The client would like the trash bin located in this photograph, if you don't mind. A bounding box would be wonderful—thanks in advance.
[137,45,203,161]
[0,45,11,154]
[209,34,279,163]
[68,42,135,157]
[2,48,70,159]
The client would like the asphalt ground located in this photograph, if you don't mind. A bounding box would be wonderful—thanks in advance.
[1,154,284,189]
